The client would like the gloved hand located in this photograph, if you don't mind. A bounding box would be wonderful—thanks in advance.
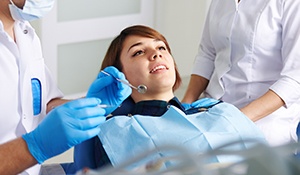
[86,66,132,115]
[191,98,220,108]
[22,97,106,164]
[181,103,192,110]
[182,98,220,110]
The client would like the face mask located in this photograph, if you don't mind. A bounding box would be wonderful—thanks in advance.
[9,0,55,21]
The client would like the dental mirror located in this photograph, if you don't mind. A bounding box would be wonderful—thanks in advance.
[101,70,147,94]
[137,85,147,94]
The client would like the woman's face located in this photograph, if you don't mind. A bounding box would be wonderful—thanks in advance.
[120,35,176,102]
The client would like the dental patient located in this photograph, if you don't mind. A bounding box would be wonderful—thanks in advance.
[69,25,266,173]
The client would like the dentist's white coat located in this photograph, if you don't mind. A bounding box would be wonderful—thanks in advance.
[0,20,63,175]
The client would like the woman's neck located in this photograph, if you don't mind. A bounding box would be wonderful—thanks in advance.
[131,91,175,103]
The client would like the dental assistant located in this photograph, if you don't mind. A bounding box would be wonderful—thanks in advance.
[182,0,300,146]
[0,0,131,174]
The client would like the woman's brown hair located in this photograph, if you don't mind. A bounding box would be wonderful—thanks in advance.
[101,25,182,91]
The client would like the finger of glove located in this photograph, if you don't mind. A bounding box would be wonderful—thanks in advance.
[103,83,123,115]
[102,66,131,101]
[56,126,102,152]
[71,115,106,131]
[74,127,101,143]
[107,81,131,107]
[104,82,132,115]
[97,66,119,78]
[64,97,102,109]
[103,66,131,94]
[116,80,132,96]
[69,104,106,121]
[87,76,114,97]
[103,66,127,81]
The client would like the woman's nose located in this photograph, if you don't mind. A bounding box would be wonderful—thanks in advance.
[152,52,162,60]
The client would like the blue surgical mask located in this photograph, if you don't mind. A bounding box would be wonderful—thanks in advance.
[9,0,55,21]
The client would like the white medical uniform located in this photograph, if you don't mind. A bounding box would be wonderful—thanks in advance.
[192,0,300,146]
[0,20,63,174]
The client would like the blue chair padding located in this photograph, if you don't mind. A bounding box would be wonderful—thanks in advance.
[297,122,300,141]
[295,122,300,159]
[62,97,135,174]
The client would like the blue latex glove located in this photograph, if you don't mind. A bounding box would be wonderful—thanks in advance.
[190,98,220,108]
[182,98,220,110]
[181,103,191,110]
[86,66,132,115]
[22,98,106,164]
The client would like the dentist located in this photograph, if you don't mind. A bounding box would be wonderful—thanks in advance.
[0,0,131,174]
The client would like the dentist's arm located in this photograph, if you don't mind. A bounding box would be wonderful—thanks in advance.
[0,138,37,175]
[0,98,106,175]
[1,76,41,174]
[46,98,69,113]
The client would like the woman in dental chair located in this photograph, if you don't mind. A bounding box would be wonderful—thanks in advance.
[64,25,266,174]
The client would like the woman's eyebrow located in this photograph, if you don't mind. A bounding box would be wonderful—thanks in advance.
[127,39,162,53]
[127,42,142,53]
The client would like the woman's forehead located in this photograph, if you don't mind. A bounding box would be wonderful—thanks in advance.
[124,35,162,45]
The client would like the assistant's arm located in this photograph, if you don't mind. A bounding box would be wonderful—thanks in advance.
[240,90,284,122]
[241,1,300,122]
[182,75,209,103]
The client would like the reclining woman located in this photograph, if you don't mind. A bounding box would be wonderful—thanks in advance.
[70,25,266,173]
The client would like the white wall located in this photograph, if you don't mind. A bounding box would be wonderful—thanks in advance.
[154,0,210,77]
[44,0,211,165]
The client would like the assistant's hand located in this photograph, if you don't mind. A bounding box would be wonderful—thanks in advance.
[86,66,132,115]
[182,98,220,110]
[22,98,106,164]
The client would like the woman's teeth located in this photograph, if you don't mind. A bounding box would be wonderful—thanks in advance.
[150,65,167,73]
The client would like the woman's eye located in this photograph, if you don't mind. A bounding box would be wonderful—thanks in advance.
[133,50,144,57]
[159,46,166,51]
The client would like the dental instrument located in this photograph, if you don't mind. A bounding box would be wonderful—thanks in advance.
[97,104,115,108]
[101,70,147,94]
